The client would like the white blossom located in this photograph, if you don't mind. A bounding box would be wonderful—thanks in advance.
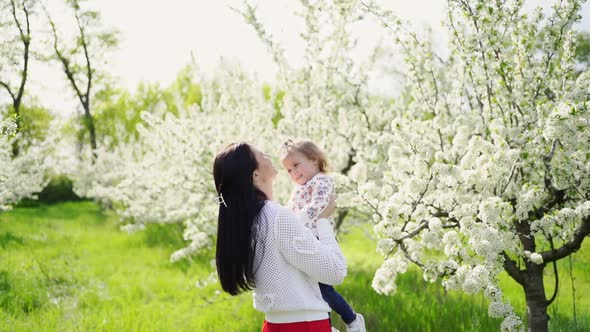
[0,118,48,210]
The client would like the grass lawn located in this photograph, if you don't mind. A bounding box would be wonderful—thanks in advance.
[0,201,588,331]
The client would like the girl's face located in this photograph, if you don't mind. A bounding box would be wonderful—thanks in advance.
[281,150,320,185]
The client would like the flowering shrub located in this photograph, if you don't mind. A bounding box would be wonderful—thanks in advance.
[69,64,282,260]
[0,118,47,210]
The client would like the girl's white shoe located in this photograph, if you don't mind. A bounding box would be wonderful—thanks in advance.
[346,313,366,332]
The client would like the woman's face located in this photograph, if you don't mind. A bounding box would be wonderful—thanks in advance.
[251,146,278,185]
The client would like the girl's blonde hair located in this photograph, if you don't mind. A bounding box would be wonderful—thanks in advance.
[280,139,328,172]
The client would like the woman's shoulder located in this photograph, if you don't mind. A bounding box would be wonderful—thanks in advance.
[261,201,296,223]
[261,200,290,216]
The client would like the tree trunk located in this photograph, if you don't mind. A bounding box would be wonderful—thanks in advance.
[83,104,97,161]
[334,209,348,231]
[524,265,549,332]
[11,105,20,157]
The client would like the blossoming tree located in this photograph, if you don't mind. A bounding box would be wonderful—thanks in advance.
[354,0,589,331]
[246,0,589,330]
[69,63,282,261]
[0,118,46,210]
[241,0,396,229]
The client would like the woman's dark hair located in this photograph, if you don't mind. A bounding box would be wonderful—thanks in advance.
[213,142,268,295]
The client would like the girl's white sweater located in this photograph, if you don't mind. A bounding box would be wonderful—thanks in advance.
[252,201,347,323]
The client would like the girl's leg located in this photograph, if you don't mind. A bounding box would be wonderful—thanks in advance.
[318,283,356,325]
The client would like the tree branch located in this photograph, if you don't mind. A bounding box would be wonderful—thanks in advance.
[14,0,31,111]
[334,208,349,231]
[543,139,560,193]
[73,5,92,110]
[546,236,559,306]
[515,219,536,253]
[44,6,85,107]
[10,0,25,39]
[398,220,429,242]
[541,216,590,263]
[503,252,526,286]
[402,174,432,232]
[0,81,15,102]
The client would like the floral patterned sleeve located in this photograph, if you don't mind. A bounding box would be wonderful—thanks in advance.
[304,175,334,221]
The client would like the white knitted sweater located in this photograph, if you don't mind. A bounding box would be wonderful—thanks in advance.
[252,200,347,323]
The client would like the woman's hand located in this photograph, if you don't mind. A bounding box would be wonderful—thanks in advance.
[318,192,337,219]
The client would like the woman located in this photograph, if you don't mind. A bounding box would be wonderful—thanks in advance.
[214,142,347,332]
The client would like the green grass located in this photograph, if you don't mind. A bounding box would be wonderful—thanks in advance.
[0,202,588,331]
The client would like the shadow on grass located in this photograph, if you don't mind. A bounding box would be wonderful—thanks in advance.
[141,222,215,274]
[0,232,24,248]
[0,254,79,317]
[548,307,590,332]
[0,269,43,315]
[143,223,187,249]
[9,200,108,225]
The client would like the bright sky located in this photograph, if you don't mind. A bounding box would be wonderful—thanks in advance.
[25,0,590,116]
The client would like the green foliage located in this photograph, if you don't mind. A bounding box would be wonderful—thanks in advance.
[86,65,203,147]
[17,177,80,207]
[169,64,202,112]
[143,223,187,249]
[575,31,590,72]
[262,83,285,127]
[13,104,53,148]
[84,82,165,146]
[0,268,43,315]
[0,202,587,331]
[92,85,138,145]
[34,175,80,204]
[0,103,53,151]
[0,232,24,249]
[77,64,293,148]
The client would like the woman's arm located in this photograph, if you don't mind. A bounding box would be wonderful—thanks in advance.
[274,207,347,285]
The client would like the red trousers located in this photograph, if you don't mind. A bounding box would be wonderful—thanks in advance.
[261,319,331,332]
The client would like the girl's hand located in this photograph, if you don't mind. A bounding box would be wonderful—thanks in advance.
[319,192,337,219]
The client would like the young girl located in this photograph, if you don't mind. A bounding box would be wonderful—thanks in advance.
[281,139,366,332]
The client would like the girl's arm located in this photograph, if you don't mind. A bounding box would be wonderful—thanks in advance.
[275,207,347,285]
[298,175,334,222]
